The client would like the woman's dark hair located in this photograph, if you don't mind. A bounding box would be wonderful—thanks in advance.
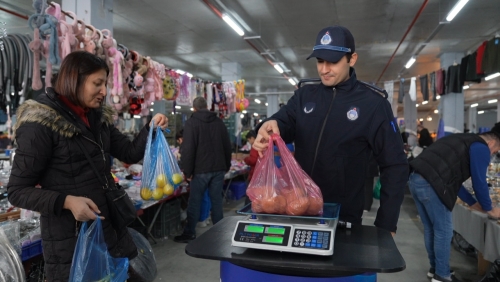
[54,51,109,107]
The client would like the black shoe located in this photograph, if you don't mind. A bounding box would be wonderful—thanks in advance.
[427,268,456,278]
[432,274,461,282]
[174,233,196,243]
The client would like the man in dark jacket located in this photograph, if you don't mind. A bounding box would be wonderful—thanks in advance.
[174,97,232,243]
[254,25,408,234]
[409,126,500,282]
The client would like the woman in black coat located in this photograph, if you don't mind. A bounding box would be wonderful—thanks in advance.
[7,51,167,281]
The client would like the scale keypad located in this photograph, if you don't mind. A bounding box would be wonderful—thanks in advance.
[291,229,330,249]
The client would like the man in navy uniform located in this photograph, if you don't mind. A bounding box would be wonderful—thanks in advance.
[254,26,408,235]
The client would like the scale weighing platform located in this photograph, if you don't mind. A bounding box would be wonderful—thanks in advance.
[231,203,340,256]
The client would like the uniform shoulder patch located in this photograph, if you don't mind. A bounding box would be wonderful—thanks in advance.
[358,81,388,99]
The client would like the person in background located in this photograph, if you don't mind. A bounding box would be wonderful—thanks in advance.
[174,97,232,243]
[7,51,168,281]
[243,130,258,205]
[254,25,408,234]
[409,124,500,282]
[418,125,434,148]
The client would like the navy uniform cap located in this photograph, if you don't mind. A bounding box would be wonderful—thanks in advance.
[307,26,355,63]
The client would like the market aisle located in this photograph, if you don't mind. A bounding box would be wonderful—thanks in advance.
[151,194,482,281]
[363,195,481,282]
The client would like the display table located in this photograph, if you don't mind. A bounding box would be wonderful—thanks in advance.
[135,186,188,243]
[452,204,500,275]
[223,167,249,202]
[186,216,405,281]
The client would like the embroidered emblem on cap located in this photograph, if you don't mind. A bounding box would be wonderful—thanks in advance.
[304,102,316,114]
[320,31,332,45]
[347,107,359,121]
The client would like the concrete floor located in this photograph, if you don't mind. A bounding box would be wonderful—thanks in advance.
[150,194,483,282]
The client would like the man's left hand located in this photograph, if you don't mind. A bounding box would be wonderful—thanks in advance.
[150,114,168,130]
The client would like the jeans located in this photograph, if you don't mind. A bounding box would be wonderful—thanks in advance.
[409,172,453,279]
[184,171,225,236]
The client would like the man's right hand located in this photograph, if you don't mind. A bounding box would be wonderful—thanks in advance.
[487,207,500,219]
[63,195,103,221]
[253,120,280,157]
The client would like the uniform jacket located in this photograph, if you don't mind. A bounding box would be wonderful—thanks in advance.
[7,88,149,281]
[268,68,408,232]
[410,134,485,211]
[181,109,232,178]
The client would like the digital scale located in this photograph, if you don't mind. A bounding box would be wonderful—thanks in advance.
[231,203,341,256]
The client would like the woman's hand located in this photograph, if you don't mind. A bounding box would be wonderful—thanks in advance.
[150,114,168,130]
[63,195,104,221]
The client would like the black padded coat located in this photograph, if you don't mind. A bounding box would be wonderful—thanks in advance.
[7,88,149,281]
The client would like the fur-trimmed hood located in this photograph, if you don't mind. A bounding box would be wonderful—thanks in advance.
[14,93,115,139]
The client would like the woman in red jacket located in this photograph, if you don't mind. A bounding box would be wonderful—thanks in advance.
[244,131,258,205]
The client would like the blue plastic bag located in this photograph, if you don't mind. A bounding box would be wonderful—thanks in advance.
[69,217,129,282]
[141,125,183,200]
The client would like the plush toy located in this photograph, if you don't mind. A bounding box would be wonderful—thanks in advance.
[93,29,105,60]
[83,26,96,54]
[28,27,43,90]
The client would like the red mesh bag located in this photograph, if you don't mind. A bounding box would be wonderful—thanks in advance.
[246,138,287,214]
[246,134,323,216]
[274,134,323,216]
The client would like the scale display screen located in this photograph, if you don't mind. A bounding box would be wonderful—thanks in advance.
[234,223,291,247]
[244,225,264,233]
[266,227,285,235]
[263,236,284,244]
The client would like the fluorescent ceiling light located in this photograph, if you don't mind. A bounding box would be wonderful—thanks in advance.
[436,95,441,100]
[434,109,439,113]
[265,103,268,106]
[186,72,193,78]
[258,119,262,122]
[175,105,181,109]
[427,116,432,121]
[488,99,498,104]
[240,114,244,118]
[242,110,247,114]
[253,112,259,116]
[478,110,485,114]
[222,14,244,36]
[176,69,185,75]
[288,78,297,86]
[405,57,416,69]
[470,103,478,108]
[416,104,419,107]
[254,99,261,104]
[485,72,500,81]
[446,0,470,22]
[419,118,424,121]
[463,85,470,90]
[274,64,284,74]
[151,102,154,105]
[133,115,141,119]
[422,101,428,105]
[190,107,194,111]
[150,108,154,111]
